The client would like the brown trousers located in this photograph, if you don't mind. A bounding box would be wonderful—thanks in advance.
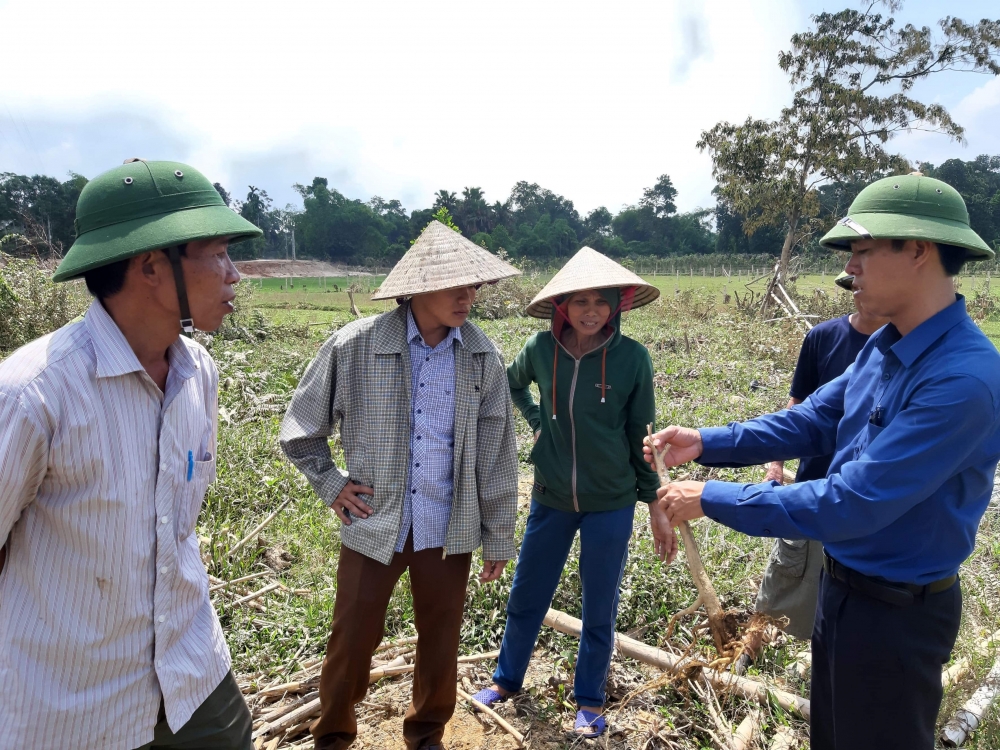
[313,534,472,750]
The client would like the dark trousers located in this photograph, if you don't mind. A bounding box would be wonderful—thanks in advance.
[313,534,472,750]
[810,569,962,750]
[132,671,251,750]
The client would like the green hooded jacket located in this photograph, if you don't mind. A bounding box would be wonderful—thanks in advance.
[507,288,659,512]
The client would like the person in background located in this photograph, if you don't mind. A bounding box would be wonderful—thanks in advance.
[0,159,262,750]
[646,172,1000,750]
[279,221,520,750]
[471,247,666,739]
[756,271,890,639]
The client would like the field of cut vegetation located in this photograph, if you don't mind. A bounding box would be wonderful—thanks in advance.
[3,261,1000,749]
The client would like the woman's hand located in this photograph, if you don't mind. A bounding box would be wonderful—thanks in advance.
[649,501,679,564]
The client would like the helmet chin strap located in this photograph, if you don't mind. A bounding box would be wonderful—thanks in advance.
[167,246,195,336]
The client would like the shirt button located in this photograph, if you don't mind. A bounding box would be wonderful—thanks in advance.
[158,615,166,623]
[420,383,425,387]
[416,435,421,440]
[412,489,417,494]
[160,516,169,525]
[417,409,422,414]
[425,356,430,361]
[415,462,420,467]
[159,462,167,471]
[882,372,891,381]
[764,528,772,535]
[159,566,169,574]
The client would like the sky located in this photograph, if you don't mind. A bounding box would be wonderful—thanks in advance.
[0,0,997,217]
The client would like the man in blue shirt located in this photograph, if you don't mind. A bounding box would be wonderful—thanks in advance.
[756,273,889,639]
[645,173,1000,750]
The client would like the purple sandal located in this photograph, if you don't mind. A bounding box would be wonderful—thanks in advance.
[470,687,507,710]
[574,709,606,738]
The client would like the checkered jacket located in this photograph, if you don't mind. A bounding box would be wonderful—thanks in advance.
[279,303,518,565]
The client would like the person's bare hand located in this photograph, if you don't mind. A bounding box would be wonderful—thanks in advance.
[765,462,785,484]
[649,501,679,564]
[479,560,507,583]
[332,481,374,525]
[657,481,707,526]
[642,426,703,469]
[533,430,540,444]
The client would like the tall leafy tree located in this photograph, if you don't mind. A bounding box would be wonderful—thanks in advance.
[698,1,1000,279]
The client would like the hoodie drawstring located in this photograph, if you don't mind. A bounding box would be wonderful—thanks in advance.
[551,345,559,420]
[601,348,607,403]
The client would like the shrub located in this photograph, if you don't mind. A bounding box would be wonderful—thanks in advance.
[0,255,89,355]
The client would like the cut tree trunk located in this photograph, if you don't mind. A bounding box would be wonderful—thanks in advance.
[940,654,1000,746]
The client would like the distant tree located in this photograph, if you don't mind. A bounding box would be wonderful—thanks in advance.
[640,174,678,218]
[0,171,87,256]
[698,1,1000,280]
[585,206,613,236]
[432,190,458,213]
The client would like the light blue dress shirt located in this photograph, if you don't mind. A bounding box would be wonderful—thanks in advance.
[699,296,1000,585]
[395,308,461,553]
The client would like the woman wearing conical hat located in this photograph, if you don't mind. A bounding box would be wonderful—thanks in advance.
[471,247,665,737]
[280,221,521,750]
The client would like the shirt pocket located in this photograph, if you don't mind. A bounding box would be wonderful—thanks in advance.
[177,453,216,540]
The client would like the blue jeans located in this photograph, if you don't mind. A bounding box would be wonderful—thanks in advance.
[493,500,635,707]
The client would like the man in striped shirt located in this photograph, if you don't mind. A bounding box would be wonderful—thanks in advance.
[0,160,261,750]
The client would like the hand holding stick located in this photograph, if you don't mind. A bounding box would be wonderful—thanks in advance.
[645,424,731,654]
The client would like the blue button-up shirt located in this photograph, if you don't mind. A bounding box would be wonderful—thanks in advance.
[395,308,460,553]
[700,296,1000,585]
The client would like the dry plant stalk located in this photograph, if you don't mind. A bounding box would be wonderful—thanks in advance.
[645,424,731,654]
[457,686,525,747]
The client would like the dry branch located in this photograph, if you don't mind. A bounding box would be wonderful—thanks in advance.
[457,686,525,747]
[229,496,295,558]
[942,628,1000,688]
[209,570,272,593]
[645,425,731,653]
[730,709,761,750]
[543,608,810,719]
[375,635,419,652]
[940,654,1000,747]
[768,726,798,750]
[233,582,283,607]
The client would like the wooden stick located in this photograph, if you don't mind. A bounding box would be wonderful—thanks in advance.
[233,582,283,607]
[375,635,419,652]
[941,654,1000,746]
[228,496,295,558]
[768,726,798,750]
[253,696,321,740]
[943,629,1000,688]
[645,425,729,653]
[730,709,761,750]
[543,608,809,719]
[369,650,500,683]
[457,687,524,747]
[209,570,272,593]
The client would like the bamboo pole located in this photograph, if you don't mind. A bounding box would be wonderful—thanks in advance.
[645,425,729,653]
[228,496,295,559]
[457,687,525,747]
[940,654,1000,746]
[542,608,809,719]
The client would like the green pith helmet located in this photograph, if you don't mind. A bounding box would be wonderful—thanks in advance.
[53,159,262,283]
[819,172,994,260]
[834,271,854,291]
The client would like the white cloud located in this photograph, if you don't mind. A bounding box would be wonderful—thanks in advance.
[2,0,805,213]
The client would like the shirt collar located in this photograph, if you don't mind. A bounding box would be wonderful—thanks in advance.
[85,298,198,381]
[875,295,969,368]
[406,306,463,349]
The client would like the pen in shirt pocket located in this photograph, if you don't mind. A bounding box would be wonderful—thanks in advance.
[187,450,194,482]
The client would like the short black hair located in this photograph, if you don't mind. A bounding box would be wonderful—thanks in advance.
[890,239,966,277]
[83,244,186,300]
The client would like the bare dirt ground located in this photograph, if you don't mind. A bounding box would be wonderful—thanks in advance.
[235,260,375,279]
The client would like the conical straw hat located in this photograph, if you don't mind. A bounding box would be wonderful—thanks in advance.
[526,247,660,318]
[371,220,521,300]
